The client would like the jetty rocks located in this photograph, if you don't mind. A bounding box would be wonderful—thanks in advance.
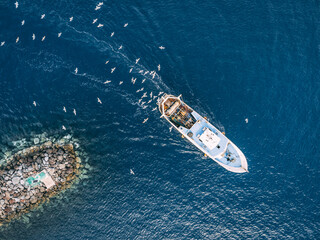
[0,140,82,225]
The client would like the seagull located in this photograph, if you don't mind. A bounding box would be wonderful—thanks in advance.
[138,99,142,104]
[169,126,173,132]
[111,67,116,73]
[62,125,66,130]
[74,68,78,74]
[16,37,19,43]
[104,80,111,84]
[152,72,156,79]
[63,106,66,112]
[110,32,114,37]
[105,60,109,64]
[98,2,104,6]
[139,70,143,73]
[152,107,157,111]
[124,23,128,27]
[73,109,77,116]
[245,118,248,123]
[157,64,161,71]
[141,92,147,98]
[97,97,102,104]
[58,32,62,37]
[141,101,145,106]
[135,58,140,64]
[119,81,123,85]
[118,45,123,50]
[141,79,146,83]
[33,101,37,107]
[130,169,134,175]
[92,18,98,24]
[41,14,45,19]
[95,6,101,10]
[32,33,35,40]
[142,118,149,123]
[21,20,25,26]
[158,91,164,96]
[129,68,133,73]
[131,77,136,84]
[41,36,46,41]
[153,95,157,100]
[150,92,153,98]
[1,41,5,46]
[144,71,149,75]
[15,1,19,8]
[147,99,152,104]
[159,46,165,50]
[69,16,73,22]
[97,23,103,28]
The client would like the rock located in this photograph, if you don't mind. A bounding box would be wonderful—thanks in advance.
[20,179,25,185]
[44,141,52,147]
[40,187,46,193]
[58,164,65,170]
[9,199,15,205]
[5,192,10,200]
[33,138,40,145]
[12,177,20,185]
[57,156,63,161]
[30,197,37,204]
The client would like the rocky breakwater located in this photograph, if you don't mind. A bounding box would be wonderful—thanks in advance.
[0,141,81,225]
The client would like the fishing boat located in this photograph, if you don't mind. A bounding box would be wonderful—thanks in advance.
[157,94,248,173]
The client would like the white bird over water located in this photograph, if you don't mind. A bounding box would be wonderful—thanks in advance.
[33,101,37,107]
[135,58,140,64]
[63,106,66,112]
[16,37,19,43]
[41,14,45,19]
[141,78,146,83]
[136,88,144,93]
[119,81,123,85]
[1,41,5,46]
[118,45,123,50]
[245,118,248,123]
[111,67,116,73]
[150,92,153,98]
[159,46,165,50]
[73,109,77,116]
[92,18,98,24]
[141,92,147,98]
[32,33,35,40]
[110,32,114,37]
[105,60,109,64]
[124,23,128,27]
[74,68,78,74]
[152,107,157,111]
[104,80,111,84]
[41,36,46,41]
[58,32,62,37]
[95,6,101,10]
[97,97,102,104]
[144,70,149,75]
[21,20,25,26]
[131,77,136,84]
[139,70,143,74]
[169,126,173,132]
[129,68,133,73]
[15,1,19,8]
[69,16,73,22]
[142,118,149,124]
[157,64,161,71]
[130,169,134,175]
[62,125,66,130]
[97,23,103,28]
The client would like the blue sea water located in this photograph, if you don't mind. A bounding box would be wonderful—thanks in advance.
[0,0,320,239]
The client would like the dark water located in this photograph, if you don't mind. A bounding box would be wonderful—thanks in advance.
[0,0,320,239]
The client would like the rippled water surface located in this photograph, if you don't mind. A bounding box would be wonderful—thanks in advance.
[0,0,319,239]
